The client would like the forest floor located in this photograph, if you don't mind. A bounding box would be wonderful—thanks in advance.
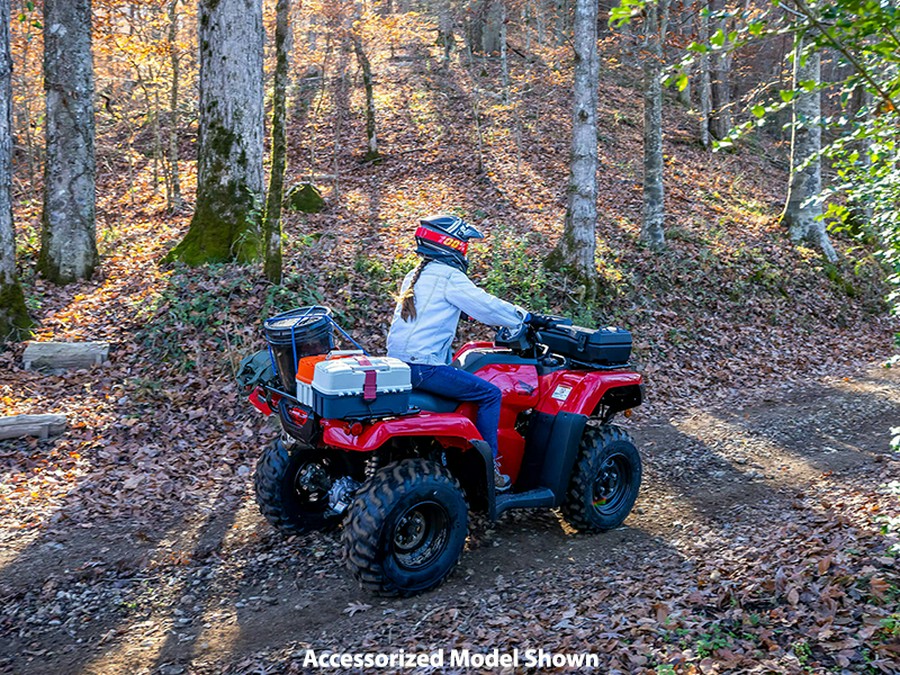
[2,32,900,675]
[0,363,898,674]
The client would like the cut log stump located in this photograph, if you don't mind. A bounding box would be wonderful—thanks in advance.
[0,414,68,440]
[23,341,110,372]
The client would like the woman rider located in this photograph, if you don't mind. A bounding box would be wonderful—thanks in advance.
[387,215,541,490]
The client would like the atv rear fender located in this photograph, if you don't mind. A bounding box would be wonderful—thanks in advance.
[320,413,482,452]
[321,414,498,515]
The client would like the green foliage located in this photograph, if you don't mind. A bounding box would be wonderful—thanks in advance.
[475,227,549,312]
[327,251,416,329]
[694,624,734,658]
[669,0,900,342]
[284,183,325,213]
[879,613,900,638]
[823,262,858,298]
[263,271,324,318]
[608,0,645,27]
[139,265,255,369]
[791,639,812,665]
[0,279,33,343]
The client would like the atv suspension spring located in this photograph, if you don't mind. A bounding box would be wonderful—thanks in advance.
[364,454,382,480]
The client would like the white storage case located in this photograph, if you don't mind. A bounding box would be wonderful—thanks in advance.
[297,382,315,408]
[312,356,412,419]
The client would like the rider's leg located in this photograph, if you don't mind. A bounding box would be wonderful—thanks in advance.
[408,365,507,488]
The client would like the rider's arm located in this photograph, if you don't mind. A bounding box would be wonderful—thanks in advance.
[445,269,526,328]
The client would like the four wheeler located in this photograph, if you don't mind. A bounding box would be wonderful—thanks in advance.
[240,309,644,597]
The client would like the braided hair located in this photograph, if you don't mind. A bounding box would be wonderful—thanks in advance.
[399,259,429,322]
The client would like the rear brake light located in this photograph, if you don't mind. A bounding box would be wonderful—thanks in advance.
[288,407,309,426]
[348,422,364,436]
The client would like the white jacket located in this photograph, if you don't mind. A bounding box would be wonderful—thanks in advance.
[387,262,526,365]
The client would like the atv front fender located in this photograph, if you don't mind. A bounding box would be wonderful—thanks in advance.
[321,413,483,452]
[535,370,643,417]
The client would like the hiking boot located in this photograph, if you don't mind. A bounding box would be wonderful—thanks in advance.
[494,465,511,492]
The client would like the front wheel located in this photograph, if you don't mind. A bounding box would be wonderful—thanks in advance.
[562,425,641,532]
[343,459,468,596]
[253,440,345,534]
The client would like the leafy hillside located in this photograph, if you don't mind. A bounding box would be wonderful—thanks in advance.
[1,22,898,675]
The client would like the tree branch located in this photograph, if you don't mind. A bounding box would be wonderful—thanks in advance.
[788,0,897,112]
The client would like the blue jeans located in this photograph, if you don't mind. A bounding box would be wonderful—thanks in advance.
[409,364,502,459]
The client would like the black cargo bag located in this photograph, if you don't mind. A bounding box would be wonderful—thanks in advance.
[536,324,632,366]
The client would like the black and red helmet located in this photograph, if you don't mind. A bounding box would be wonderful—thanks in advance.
[414,215,484,267]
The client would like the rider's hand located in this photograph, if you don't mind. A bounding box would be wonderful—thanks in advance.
[525,313,556,330]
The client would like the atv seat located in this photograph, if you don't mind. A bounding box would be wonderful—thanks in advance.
[408,390,459,413]
[452,350,537,374]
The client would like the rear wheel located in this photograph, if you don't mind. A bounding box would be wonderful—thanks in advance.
[562,425,641,532]
[343,459,467,596]
[253,440,344,534]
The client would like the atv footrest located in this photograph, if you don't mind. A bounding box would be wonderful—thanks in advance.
[495,487,556,519]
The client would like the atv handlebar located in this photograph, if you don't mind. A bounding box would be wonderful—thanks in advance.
[524,313,559,330]
[495,314,571,353]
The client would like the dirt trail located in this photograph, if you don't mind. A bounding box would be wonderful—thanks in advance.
[1,364,898,674]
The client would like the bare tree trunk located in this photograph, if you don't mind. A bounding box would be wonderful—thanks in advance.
[708,0,732,140]
[641,0,668,249]
[677,60,692,107]
[39,0,98,284]
[466,0,503,54]
[500,4,509,102]
[548,0,598,288]
[264,0,291,284]
[167,0,183,211]
[464,43,486,173]
[352,35,379,161]
[698,2,712,149]
[851,88,875,224]
[332,42,351,199]
[17,35,36,189]
[436,0,454,66]
[482,0,503,53]
[674,0,693,107]
[535,0,545,44]
[1,0,31,341]
[152,89,162,196]
[782,38,836,261]
[555,0,568,46]
[166,0,264,265]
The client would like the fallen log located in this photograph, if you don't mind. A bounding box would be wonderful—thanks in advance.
[0,414,67,440]
[23,341,110,372]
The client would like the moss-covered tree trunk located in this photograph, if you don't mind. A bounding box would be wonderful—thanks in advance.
[1,0,31,341]
[39,0,98,285]
[263,0,291,283]
[547,0,598,290]
[166,0,264,265]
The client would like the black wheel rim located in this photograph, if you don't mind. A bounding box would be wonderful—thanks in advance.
[591,453,632,515]
[391,501,450,571]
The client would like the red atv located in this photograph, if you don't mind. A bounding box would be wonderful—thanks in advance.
[241,308,643,597]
